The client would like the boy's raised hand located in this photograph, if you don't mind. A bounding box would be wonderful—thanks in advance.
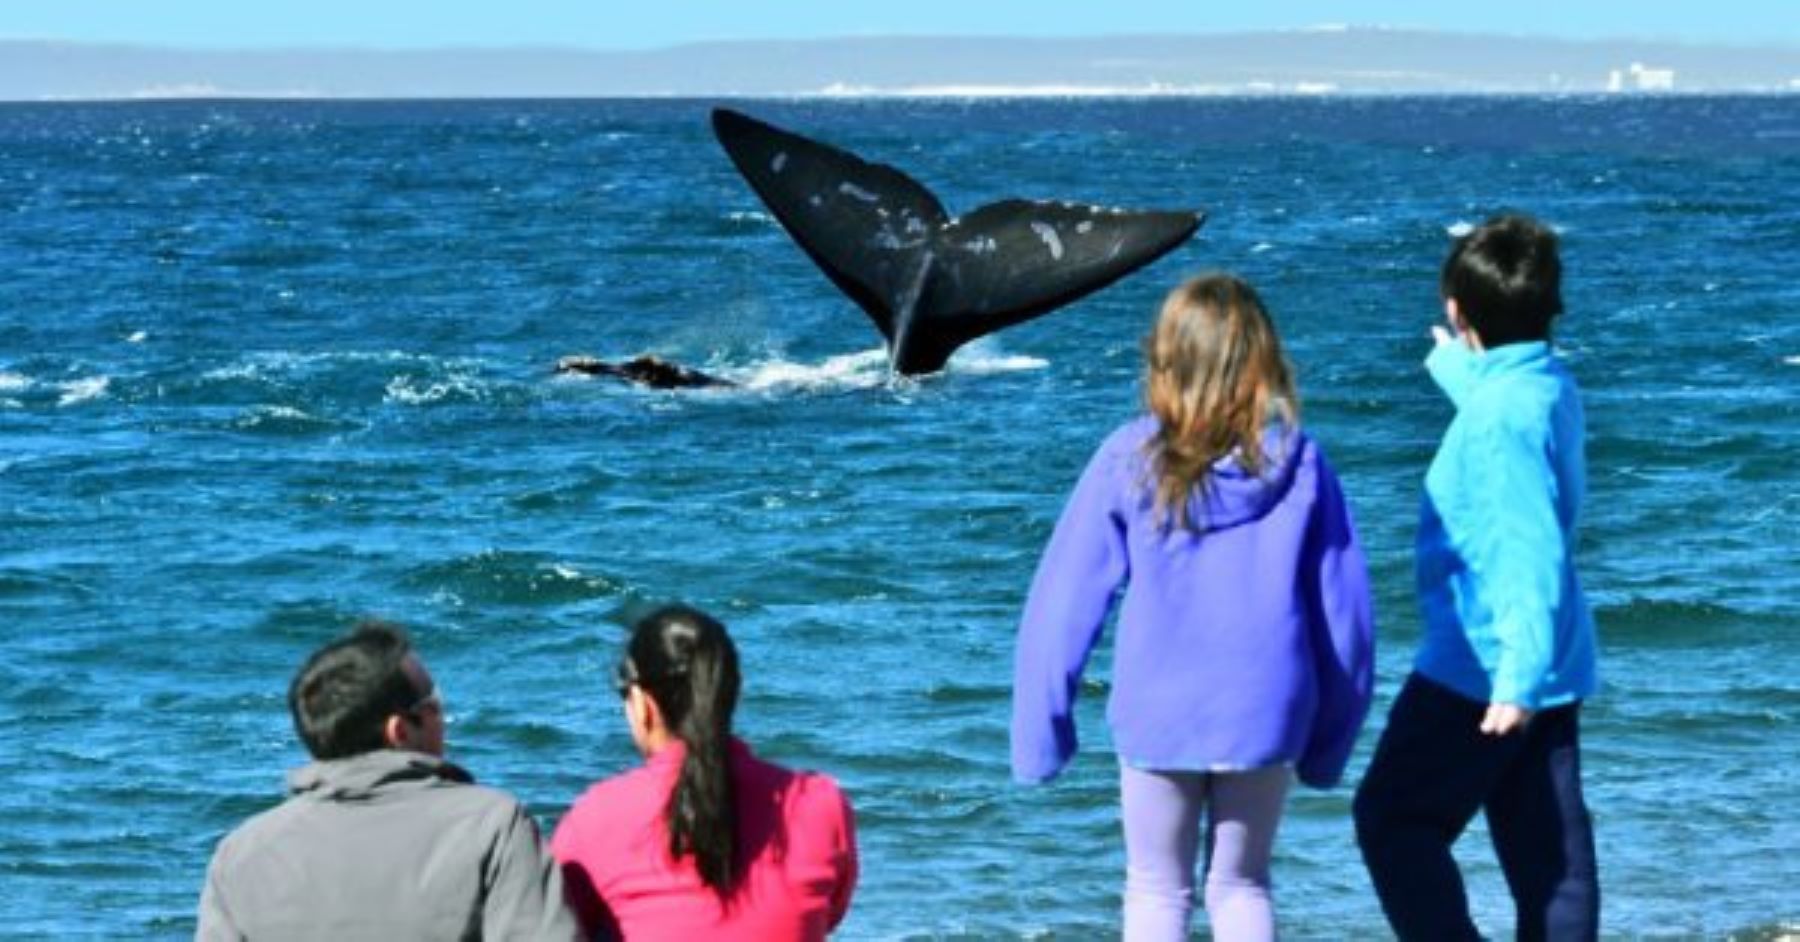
[1479,702,1532,736]
[1431,324,1456,348]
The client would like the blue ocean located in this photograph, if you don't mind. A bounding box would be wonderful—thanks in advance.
[1,96,1796,939]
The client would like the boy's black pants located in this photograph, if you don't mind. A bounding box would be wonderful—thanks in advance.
[1353,673,1599,941]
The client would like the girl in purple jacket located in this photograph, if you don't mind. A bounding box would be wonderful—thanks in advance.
[1011,273,1374,941]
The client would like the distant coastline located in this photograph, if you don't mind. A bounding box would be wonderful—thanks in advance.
[3,29,1797,101]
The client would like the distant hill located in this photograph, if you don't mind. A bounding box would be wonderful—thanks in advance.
[2,29,1797,100]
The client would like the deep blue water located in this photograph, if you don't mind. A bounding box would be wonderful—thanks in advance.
[1,96,1796,939]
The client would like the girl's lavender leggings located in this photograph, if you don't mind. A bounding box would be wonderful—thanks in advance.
[1120,763,1291,941]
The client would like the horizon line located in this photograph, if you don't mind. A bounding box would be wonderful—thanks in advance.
[8,87,1799,106]
[3,26,1799,55]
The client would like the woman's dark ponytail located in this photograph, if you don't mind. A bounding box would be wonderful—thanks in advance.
[625,605,742,896]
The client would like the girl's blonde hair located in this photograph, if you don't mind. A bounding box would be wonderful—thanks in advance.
[1144,273,1299,531]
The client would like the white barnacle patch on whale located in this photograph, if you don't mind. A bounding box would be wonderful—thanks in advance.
[838,182,881,203]
[772,151,788,174]
[1076,221,1094,234]
[1030,221,1065,260]
[962,235,1000,254]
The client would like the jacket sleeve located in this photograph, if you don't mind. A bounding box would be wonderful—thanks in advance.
[1295,451,1376,789]
[1010,441,1129,784]
[825,780,859,931]
[484,802,584,941]
[1426,341,1479,408]
[195,846,246,942]
[1467,410,1567,709]
[548,803,619,942]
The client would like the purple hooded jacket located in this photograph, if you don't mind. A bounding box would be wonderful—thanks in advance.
[1011,417,1374,788]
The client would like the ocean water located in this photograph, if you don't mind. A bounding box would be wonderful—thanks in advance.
[0,96,1795,939]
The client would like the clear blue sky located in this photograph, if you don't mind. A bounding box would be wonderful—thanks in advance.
[3,1,1795,49]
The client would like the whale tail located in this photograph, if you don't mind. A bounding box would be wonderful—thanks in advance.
[711,108,1203,375]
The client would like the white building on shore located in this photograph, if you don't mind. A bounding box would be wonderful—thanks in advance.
[1608,62,1676,92]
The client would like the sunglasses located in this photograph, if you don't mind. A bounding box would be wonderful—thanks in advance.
[405,686,444,722]
[614,661,637,700]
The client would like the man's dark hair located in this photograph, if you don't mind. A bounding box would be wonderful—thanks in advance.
[1441,213,1564,347]
[288,621,423,760]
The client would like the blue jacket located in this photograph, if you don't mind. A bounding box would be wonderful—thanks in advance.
[1416,340,1597,709]
[1012,419,1374,788]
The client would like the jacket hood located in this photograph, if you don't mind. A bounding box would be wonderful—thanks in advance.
[287,749,473,800]
[1123,416,1306,533]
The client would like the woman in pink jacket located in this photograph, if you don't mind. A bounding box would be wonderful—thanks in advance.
[552,605,858,940]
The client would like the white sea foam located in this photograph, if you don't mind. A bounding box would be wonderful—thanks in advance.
[947,348,1050,375]
[126,330,148,343]
[1251,242,1275,254]
[0,371,31,392]
[735,349,890,392]
[57,377,111,407]
[1446,220,1476,237]
[721,342,1049,392]
[262,405,311,419]
[206,350,473,383]
[231,405,339,432]
[201,361,265,382]
[383,372,485,405]
[1784,355,1800,366]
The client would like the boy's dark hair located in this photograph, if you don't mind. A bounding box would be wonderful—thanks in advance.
[1441,213,1563,346]
[288,621,423,760]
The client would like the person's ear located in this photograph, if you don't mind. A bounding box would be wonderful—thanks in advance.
[382,712,411,750]
[1445,298,1484,351]
[632,687,663,737]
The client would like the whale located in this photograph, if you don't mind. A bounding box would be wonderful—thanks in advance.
[556,354,735,389]
[711,107,1204,376]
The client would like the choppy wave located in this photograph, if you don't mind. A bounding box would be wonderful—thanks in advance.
[399,551,629,607]
[1592,597,1785,645]
[227,405,362,436]
[201,349,476,381]
[0,371,115,408]
[724,209,773,225]
[185,350,509,410]
[57,377,111,407]
[382,371,488,406]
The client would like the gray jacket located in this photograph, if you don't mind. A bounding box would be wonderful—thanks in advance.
[197,750,580,941]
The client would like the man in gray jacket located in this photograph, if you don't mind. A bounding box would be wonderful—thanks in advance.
[197,622,580,941]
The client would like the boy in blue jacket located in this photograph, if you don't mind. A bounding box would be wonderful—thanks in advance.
[1353,214,1599,941]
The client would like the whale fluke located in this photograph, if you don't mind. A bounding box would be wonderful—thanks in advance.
[711,108,1204,375]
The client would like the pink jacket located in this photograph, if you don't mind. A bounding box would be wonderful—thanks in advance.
[551,739,857,940]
